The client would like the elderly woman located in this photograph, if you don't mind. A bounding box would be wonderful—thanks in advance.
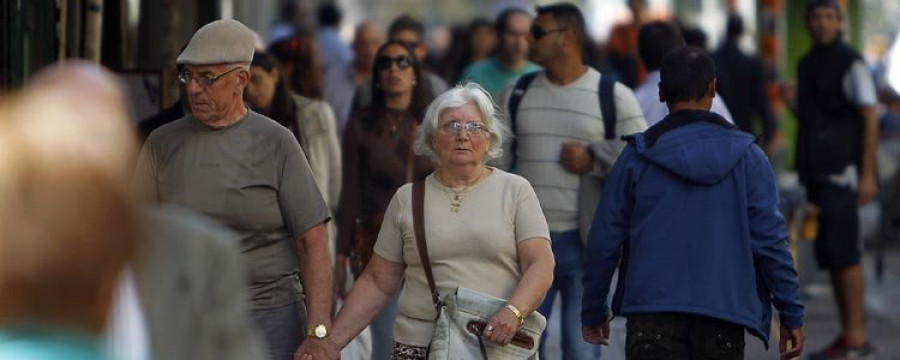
[302,83,555,359]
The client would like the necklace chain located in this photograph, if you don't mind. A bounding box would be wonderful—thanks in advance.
[436,168,487,213]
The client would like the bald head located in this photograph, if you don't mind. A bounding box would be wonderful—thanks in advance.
[353,22,385,71]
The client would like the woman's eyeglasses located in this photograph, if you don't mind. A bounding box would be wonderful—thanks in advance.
[530,25,568,40]
[375,55,413,71]
[440,121,486,135]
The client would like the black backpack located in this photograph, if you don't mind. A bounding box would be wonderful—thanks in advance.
[507,71,618,167]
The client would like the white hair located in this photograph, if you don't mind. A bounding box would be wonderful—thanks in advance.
[415,82,512,162]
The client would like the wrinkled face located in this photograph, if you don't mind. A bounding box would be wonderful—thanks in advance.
[182,63,246,124]
[246,65,278,109]
[500,13,532,63]
[431,102,491,167]
[376,44,417,97]
[807,7,842,45]
[528,14,566,66]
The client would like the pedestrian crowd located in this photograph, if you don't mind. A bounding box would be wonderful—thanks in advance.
[2,0,896,359]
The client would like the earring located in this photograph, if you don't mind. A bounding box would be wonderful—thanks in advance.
[412,80,417,85]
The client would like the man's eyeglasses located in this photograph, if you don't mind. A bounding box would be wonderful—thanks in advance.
[440,121,486,135]
[530,25,568,40]
[375,55,413,71]
[177,67,242,87]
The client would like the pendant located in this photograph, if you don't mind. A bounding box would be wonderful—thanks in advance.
[390,124,398,138]
[450,194,461,213]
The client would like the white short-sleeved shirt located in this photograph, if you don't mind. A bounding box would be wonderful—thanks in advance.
[373,168,550,346]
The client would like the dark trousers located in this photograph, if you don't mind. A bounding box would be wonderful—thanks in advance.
[626,313,745,360]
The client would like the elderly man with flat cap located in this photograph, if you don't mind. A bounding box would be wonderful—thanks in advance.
[134,19,335,360]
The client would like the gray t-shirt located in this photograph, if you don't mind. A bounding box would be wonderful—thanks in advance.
[134,110,330,310]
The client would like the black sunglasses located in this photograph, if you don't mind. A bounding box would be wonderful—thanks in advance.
[375,55,413,70]
[530,25,568,40]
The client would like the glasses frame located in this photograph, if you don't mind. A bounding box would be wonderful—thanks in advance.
[178,66,243,87]
[440,121,487,136]
[531,25,568,40]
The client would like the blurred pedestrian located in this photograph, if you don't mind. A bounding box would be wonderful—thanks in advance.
[440,18,496,85]
[0,62,139,360]
[634,21,733,126]
[606,0,648,89]
[498,3,647,359]
[323,22,384,138]
[269,30,325,101]
[335,40,437,360]
[461,7,541,99]
[713,14,779,152]
[133,19,334,360]
[302,83,555,360]
[795,1,879,357]
[315,1,351,72]
[581,46,805,360]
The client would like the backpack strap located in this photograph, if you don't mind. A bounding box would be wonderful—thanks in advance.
[507,72,539,169]
[599,76,617,140]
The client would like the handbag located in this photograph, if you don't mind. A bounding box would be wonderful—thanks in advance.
[411,180,546,360]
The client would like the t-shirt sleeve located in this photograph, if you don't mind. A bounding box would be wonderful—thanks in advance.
[514,179,551,243]
[373,187,407,263]
[843,60,878,107]
[278,134,331,237]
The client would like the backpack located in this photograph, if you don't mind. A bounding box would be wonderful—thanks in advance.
[507,71,618,167]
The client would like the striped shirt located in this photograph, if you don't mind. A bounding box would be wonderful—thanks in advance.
[502,68,647,232]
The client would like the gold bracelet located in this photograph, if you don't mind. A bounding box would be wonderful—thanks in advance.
[504,303,525,326]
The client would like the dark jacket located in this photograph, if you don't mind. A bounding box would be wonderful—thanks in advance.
[581,110,804,345]
[713,40,777,145]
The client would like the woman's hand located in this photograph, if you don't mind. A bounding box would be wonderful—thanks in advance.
[482,306,520,345]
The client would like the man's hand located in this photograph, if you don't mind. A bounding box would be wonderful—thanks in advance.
[295,337,340,360]
[779,326,804,360]
[582,323,610,345]
[561,142,593,174]
[858,174,877,205]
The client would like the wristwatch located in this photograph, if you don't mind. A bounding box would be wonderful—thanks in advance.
[307,324,329,339]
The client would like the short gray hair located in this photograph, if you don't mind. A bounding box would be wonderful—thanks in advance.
[415,82,511,163]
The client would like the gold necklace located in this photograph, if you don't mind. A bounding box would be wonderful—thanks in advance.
[437,168,487,213]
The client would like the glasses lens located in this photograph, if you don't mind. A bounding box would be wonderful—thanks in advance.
[396,56,411,69]
[177,72,189,84]
[375,57,394,70]
[466,123,484,134]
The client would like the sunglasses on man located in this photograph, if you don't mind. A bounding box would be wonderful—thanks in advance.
[530,25,568,40]
[375,55,414,71]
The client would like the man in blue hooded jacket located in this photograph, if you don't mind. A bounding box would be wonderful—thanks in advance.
[581,47,805,359]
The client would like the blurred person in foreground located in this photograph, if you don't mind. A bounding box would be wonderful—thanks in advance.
[323,22,385,138]
[461,7,541,99]
[335,40,436,360]
[0,62,139,360]
[793,1,879,358]
[133,19,334,360]
[634,21,733,126]
[582,47,805,360]
[301,82,555,360]
[713,14,779,153]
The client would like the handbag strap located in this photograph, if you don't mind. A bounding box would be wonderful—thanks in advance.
[412,180,441,314]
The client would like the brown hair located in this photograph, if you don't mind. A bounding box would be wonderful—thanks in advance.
[268,31,325,99]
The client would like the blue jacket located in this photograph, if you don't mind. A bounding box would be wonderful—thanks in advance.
[581,110,804,345]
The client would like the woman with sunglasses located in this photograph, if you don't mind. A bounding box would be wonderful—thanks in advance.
[334,40,436,360]
[300,83,554,360]
[245,52,342,259]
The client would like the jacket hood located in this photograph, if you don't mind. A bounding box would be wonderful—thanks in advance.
[625,110,756,185]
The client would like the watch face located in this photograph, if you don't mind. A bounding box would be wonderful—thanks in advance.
[314,325,327,338]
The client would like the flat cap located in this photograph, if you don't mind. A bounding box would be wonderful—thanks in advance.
[177,19,255,65]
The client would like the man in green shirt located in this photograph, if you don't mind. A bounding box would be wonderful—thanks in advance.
[461,8,541,98]
[134,19,334,360]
